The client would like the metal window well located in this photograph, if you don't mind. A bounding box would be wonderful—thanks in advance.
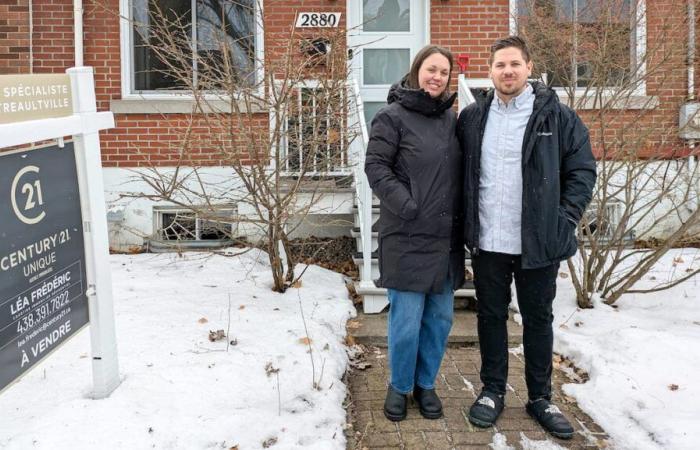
[579,200,635,245]
[147,205,240,252]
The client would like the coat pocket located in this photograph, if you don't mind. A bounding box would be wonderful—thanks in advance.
[555,208,576,257]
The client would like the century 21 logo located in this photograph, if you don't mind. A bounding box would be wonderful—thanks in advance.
[11,165,46,225]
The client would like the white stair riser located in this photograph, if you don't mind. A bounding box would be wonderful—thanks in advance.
[353,211,379,228]
[354,258,380,280]
[353,235,378,252]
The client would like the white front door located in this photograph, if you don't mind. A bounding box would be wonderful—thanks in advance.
[347,0,428,126]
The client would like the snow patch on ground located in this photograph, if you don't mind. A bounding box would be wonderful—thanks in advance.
[553,249,700,450]
[0,251,356,450]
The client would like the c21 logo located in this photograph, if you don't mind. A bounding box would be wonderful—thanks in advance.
[11,165,46,225]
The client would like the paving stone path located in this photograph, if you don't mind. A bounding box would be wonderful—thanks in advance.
[345,345,610,449]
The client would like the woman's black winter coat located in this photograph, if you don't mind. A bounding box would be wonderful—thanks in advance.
[364,80,465,294]
[457,82,597,269]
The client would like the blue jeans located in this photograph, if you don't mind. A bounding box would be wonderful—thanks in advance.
[387,276,454,394]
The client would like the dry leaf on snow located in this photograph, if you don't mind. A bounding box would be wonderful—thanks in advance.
[298,336,312,345]
[265,362,280,377]
[208,329,226,342]
[197,317,208,324]
[262,437,278,448]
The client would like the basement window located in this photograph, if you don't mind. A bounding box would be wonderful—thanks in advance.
[152,206,238,249]
[579,200,635,244]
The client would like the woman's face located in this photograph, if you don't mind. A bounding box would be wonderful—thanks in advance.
[418,53,451,98]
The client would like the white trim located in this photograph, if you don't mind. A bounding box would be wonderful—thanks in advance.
[109,97,266,114]
[119,0,131,99]
[635,0,647,96]
[118,0,265,101]
[424,0,430,43]
[511,0,647,97]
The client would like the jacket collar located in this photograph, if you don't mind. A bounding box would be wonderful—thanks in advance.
[387,76,457,116]
[480,81,557,118]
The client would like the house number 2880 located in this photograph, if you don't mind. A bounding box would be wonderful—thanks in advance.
[295,12,340,28]
[11,165,46,225]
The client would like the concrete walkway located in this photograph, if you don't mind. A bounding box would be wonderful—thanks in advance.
[345,311,609,449]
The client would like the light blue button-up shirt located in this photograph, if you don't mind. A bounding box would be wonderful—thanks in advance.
[479,84,535,255]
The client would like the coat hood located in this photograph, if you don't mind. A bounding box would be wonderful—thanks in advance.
[387,75,457,116]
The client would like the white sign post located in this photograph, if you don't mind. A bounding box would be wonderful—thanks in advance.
[0,66,120,399]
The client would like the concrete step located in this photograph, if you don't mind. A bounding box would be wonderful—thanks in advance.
[348,310,523,347]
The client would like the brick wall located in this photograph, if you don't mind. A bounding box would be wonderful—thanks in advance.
[0,0,30,74]
[32,0,74,72]
[90,0,347,167]
[431,0,510,78]
[577,0,691,156]
[2,0,697,163]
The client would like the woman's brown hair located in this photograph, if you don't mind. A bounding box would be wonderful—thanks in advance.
[406,45,454,96]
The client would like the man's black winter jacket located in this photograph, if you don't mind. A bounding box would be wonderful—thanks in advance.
[457,82,596,269]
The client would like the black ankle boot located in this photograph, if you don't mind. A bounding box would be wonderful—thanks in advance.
[413,385,443,419]
[383,386,408,421]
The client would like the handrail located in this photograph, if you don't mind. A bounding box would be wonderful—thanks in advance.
[347,79,374,288]
[457,74,478,112]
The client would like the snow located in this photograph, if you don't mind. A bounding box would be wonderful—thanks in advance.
[552,249,700,450]
[0,251,356,450]
[489,432,566,450]
[3,246,700,449]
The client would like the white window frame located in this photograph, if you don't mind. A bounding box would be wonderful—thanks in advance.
[119,0,265,100]
[510,0,647,98]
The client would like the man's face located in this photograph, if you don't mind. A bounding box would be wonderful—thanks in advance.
[489,46,533,101]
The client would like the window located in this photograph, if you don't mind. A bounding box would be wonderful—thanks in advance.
[129,0,259,93]
[515,0,642,90]
[579,200,635,244]
[154,206,238,242]
[282,84,349,175]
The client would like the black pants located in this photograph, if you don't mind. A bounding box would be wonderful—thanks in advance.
[472,250,559,401]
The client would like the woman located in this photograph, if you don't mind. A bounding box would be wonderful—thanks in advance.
[364,45,465,421]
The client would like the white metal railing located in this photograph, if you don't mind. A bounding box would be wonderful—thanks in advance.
[278,81,352,176]
[458,74,479,112]
[347,79,374,288]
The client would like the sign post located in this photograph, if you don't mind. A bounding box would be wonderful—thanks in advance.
[0,67,120,398]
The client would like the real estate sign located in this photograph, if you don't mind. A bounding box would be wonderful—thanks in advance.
[0,142,89,391]
[0,74,73,124]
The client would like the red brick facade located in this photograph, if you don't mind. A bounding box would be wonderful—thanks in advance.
[1,0,698,163]
[0,0,30,74]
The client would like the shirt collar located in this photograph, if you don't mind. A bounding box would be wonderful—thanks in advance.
[493,83,533,110]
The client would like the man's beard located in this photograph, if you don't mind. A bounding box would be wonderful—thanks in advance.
[496,80,523,96]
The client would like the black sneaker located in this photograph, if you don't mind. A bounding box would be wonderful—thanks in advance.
[383,385,408,421]
[467,390,504,428]
[526,398,575,439]
[413,385,443,419]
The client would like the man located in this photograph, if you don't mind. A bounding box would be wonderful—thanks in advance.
[457,36,596,439]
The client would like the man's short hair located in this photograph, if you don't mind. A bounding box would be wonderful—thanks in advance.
[489,36,531,65]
